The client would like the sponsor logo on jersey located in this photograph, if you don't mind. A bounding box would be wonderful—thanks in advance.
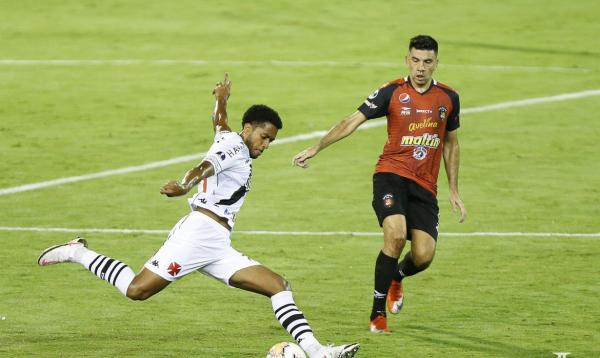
[225,144,245,158]
[363,99,377,109]
[383,193,394,208]
[408,118,438,132]
[167,262,182,276]
[412,146,428,160]
[438,106,448,121]
[400,133,441,149]
[151,260,159,268]
[368,89,379,99]
[400,107,411,116]
[416,109,433,114]
[398,93,411,103]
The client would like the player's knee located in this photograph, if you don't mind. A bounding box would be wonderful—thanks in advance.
[391,231,407,243]
[267,277,291,297]
[282,278,292,291]
[412,251,434,269]
[384,232,407,254]
[272,276,289,293]
[126,283,154,301]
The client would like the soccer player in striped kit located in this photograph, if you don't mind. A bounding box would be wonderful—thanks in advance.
[38,74,359,358]
[293,35,467,333]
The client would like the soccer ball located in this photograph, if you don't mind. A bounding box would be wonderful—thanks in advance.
[266,342,307,358]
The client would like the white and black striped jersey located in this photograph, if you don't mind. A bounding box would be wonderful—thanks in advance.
[188,131,252,228]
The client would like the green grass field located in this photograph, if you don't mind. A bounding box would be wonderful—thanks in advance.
[1,1,599,357]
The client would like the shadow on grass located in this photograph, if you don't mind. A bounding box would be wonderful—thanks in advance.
[402,324,548,357]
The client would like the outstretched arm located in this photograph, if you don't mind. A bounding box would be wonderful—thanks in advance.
[443,130,467,223]
[212,73,232,133]
[160,161,215,197]
[292,110,368,168]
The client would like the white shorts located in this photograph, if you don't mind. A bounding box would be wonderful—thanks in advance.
[144,210,260,285]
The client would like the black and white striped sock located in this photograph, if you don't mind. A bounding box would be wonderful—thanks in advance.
[77,249,135,296]
[271,291,321,356]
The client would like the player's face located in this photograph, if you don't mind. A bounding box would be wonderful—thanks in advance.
[406,48,438,88]
[243,122,278,159]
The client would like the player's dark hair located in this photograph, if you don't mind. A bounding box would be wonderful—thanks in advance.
[409,35,438,54]
[242,104,283,129]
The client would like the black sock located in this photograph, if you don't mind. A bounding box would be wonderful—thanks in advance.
[370,251,398,320]
[393,251,426,281]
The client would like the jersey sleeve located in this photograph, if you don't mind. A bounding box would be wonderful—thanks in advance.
[446,92,460,132]
[357,83,398,119]
[203,132,246,175]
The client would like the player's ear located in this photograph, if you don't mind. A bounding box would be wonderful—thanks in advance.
[241,122,253,135]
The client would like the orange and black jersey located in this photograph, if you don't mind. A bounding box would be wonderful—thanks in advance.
[358,77,460,196]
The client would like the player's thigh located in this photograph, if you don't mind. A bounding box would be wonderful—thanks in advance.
[381,214,408,257]
[229,265,287,297]
[382,214,408,239]
[144,211,233,281]
[406,181,439,241]
[127,268,171,299]
[372,172,409,229]
[200,247,283,295]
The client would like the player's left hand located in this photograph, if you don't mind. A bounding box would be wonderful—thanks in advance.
[160,180,189,197]
[449,191,467,223]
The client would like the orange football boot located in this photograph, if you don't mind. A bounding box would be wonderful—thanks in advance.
[387,279,404,314]
[369,314,390,333]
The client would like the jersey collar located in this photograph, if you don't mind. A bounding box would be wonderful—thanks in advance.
[406,76,436,95]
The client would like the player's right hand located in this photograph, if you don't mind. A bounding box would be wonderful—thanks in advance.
[212,72,231,101]
[160,180,189,197]
[292,147,317,168]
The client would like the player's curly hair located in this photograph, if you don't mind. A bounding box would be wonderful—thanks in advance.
[409,35,438,54]
[242,104,283,129]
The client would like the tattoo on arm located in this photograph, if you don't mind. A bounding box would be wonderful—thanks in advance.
[180,161,215,191]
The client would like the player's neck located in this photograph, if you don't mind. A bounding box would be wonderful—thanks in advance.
[408,76,432,93]
[239,131,252,153]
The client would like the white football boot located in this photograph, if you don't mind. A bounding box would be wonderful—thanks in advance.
[37,238,88,266]
[313,343,360,358]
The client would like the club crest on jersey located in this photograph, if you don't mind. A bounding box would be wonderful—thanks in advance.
[438,106,448,121]
[413,146,428,160]
[383,194,394,208]
[167,262,182,276]
[399,93,411,103]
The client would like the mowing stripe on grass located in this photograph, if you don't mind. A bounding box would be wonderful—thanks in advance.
[1,88,600,196]
[0,59,590,72]
[1,226,598,238]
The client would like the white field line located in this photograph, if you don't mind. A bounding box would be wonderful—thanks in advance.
[0,59,591,73]
[0,226,598,238]
[1,88,600,196]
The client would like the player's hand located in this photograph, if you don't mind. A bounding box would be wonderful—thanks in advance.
[212,73,231,101]
[449,191,467,223]
[160,180,189,197]
[292,146,318,168]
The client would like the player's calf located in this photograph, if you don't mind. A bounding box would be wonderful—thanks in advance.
[38,237,136,297]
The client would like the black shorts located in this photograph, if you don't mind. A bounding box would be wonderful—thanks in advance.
[372,172,439,240]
